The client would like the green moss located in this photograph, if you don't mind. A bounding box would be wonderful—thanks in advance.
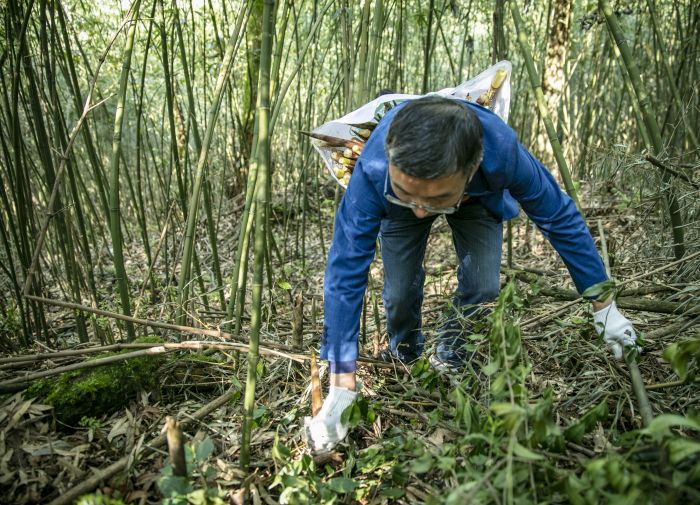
[26,336,167,426]
[76,494,127,505]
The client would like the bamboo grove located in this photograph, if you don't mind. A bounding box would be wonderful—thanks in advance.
[1,0,699,485]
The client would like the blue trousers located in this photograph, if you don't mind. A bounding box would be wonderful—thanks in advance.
[379,199,503,362]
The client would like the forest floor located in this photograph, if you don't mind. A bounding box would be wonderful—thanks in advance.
[1,171,699,504]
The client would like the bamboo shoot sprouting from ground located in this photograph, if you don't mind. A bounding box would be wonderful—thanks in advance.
[240,0,275,470]
[107,0,141,342]
[598,0,685,261]
[510,0,581,211]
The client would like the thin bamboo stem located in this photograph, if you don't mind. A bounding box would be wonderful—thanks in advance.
[106,0,141,341]
[241,0,274,470]
[511,0,581,210]
[599,0,685,261]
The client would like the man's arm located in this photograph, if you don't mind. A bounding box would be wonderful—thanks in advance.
[506,143,608,294]
[304,158,384,453]
[320,159,384,374]
[505,141,638,358]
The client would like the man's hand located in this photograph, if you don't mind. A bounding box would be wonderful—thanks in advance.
[303,385,357,454]
[592,300,640,359]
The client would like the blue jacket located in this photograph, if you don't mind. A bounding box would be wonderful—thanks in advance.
[320,100,607,371]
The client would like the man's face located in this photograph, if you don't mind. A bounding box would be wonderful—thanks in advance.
[388,164,469,219]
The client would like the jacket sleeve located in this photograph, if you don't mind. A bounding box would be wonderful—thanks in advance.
[506,140,608,294]
[320,159,384,371]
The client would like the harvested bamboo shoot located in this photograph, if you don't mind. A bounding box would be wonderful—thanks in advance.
[310,352,322,416]
[477,68,508,108]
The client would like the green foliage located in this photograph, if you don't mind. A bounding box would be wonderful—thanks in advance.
[75,494,127,505]
[663,337,700,381]
[340,394,375,429]
[564,399,609,443]
[266,282,700,503]
[410,356,441,390]
[582,279,617,302]
[158,437,224,505]
[25,336,166,426]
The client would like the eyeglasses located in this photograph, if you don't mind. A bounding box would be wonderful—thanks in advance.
[383,171,464,215]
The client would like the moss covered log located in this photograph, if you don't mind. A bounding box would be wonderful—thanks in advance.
[25,337,166,426]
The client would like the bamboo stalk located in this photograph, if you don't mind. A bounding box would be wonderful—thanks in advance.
[599,0,685,261]
[645,0,699,150]
[292,291,304,349]
[19,15,131,300]
[133,0,159,297]
[355,0,371,104]
[106,0,141,341]
[421,0,435,94]
[241,0,275,469]
[510,0,581,211]
[176,5,247,324]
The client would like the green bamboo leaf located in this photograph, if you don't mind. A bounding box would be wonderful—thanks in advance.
[564,400,609,442]
[581,280,616,301]
[640,414,700,441]
[512,442,544,461]
[341,402,362,428]
[482,361,499,377]
[490,402,526,417]
[667,439,700,465]
[272,433,291,462]
[195,437,214,461]
[380,487,404,498]
[409,453,434,474]
[326,477,358,493]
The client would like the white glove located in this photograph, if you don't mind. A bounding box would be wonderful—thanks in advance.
[592,301,640,359]
[303,386,357,453]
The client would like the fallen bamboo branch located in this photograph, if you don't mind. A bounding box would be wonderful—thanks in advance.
[645,155,700,189]
[521,250,700,329]
[0,343,142,364]
[0,346,176,386]
[46,387,238,505]
[534,285,698,315]
[645,376,700,391]
[23,295,395,372]
[11,295,393,377]
[0,339,394,393]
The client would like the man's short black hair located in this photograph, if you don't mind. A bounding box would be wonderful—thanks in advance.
[385,96,483,180]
